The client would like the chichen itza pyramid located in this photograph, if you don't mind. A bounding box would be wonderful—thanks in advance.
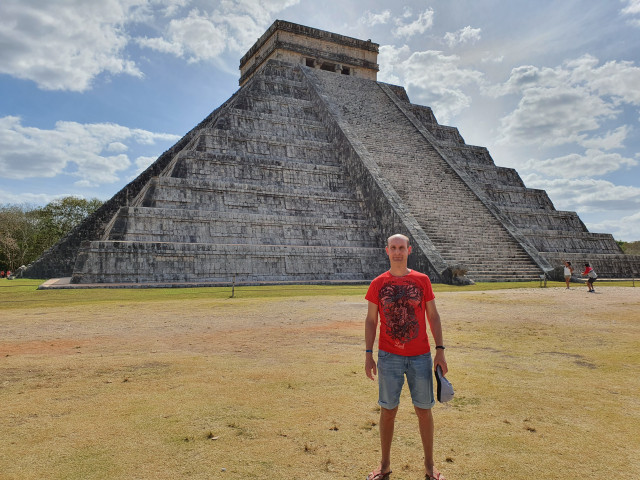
[25,20,640,286]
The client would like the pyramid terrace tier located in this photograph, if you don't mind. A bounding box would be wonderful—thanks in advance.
[500,206,588,232]
[135,177,371,219]
[520,229,621,254]
[215,109,331,143]
[169,152,347,189]
[71,242,389,284]
[106,207,381,247]
[189,130,340,164]
[453,164,526,189]
[232,94,318,121]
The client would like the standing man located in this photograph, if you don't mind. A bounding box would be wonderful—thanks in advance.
[365,234,448,480]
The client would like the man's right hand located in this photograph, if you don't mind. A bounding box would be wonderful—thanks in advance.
[365,354,377,380]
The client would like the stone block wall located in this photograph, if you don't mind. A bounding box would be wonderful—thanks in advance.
[69,59,388,285]
[72,242,388,284]
[239,20,379,85]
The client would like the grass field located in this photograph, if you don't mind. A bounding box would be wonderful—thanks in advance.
[1,279,639,479]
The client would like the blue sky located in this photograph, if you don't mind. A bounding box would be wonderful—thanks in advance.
[1,0,640,241]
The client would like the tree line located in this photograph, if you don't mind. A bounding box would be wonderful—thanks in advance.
[0,196,102,272]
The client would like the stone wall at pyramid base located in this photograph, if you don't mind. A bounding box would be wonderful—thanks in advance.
[541,252,640,280]
[70,241,389,284]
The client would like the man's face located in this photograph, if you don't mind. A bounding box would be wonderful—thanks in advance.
[386,237,411,264]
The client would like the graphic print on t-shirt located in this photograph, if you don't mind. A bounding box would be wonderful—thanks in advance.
[379,281,423,346]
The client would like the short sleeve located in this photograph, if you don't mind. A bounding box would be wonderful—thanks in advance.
[365,278,379,305]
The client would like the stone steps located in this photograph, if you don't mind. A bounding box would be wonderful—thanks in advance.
[307,68,542,279]
[420,101,623,259]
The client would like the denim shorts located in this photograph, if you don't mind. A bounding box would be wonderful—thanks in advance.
[377,350,435,410]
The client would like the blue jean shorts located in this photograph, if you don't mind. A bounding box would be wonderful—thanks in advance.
[377,350,435,410]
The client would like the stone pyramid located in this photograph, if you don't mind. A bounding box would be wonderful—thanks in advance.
[25,20,640,286]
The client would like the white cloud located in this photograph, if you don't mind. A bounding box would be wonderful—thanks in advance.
[359,10,391,27]
[0,190,80,207]
[589,210,640,241]
[107,142,129,153]
[580,125,630,150]
[378,45,484,122]
[393,8,434,38]
[496,84,617,147]
[565,55,640,105]
[0,0,300,91]
[0,116,179,185]
[131,155,158,178]
[621,0,640,26]
[135,35,184,56]
[0,0,144,92]
[135,0,299,63]
[139,9,228,63]
[490,55,640,147]
[444,26,482,48]
[523,149,638,178]
[523,174,640,213]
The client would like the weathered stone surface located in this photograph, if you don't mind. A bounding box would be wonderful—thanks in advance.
[239,20,379,86]
[24,21,640,285]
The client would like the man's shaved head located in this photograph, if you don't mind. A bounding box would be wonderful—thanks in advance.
[387,234,410,247]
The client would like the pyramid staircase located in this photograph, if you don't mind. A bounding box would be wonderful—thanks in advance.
[414,107,633,278]
[303,67,543,282]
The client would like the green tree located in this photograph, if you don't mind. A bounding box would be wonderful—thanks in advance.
[31,197,103,253]
[0,197,102,271]
[622,241,640,255]
[0,205,39,271]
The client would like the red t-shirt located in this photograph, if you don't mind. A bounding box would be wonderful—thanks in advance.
[365,270,435,356]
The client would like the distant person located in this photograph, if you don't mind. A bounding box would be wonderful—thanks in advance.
[364,234,448,480]
[0,271,4,278]
[563,261,574,289]
[582,263,597,293]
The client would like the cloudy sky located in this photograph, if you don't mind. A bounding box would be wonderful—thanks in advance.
[1,0,640,241]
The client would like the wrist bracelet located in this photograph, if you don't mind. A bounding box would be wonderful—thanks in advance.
[365,349,373,353]
[435,345,445,350]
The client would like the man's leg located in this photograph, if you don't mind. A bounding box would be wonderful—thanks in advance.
[379,406,398,473]
[414,406,437,477]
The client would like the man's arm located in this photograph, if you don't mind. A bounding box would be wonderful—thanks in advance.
[364,301,379,380]
[426,299,448,375]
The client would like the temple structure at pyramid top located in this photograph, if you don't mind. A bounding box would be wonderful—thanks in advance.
[25,20,639,287]
[239,20,380,85]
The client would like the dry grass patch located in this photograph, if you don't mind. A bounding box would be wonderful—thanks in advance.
[1,281,639,479]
